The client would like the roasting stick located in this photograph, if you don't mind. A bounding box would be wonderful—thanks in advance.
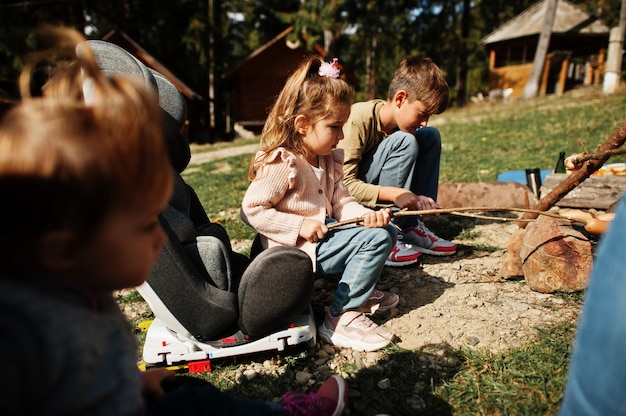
[326,207,579,230]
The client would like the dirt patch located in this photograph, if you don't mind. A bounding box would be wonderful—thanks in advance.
[389,218,579,353]
[311,214,581,354]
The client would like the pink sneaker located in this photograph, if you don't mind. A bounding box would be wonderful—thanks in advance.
[402,220,457,256]
[281,375,347,416]
[359,289,399,315]
[318,308,394,351]
[385,241,422,266]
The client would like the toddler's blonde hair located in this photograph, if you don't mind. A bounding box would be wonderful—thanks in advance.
[0,27,173,271]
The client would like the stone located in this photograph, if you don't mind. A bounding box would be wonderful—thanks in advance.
[243,369,257,381]
[377,378,391,389]
[500,228,526,279]
[295,370,312,385]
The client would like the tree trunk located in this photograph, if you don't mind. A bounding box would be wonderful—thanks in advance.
[603,0,626,94]
[366,32,377,100]
[208,0,225,141]
[523,0,558,99]
[456,0,471,106]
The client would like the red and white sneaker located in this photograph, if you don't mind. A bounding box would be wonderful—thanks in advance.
[402,220,457,256]
[385,241,422,267]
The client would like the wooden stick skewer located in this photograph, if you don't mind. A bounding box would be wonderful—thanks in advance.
[326,207,575,230]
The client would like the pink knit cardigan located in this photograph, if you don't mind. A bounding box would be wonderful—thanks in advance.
[241,147,372,268]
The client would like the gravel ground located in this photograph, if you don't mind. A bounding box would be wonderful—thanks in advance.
[309,214,580,355]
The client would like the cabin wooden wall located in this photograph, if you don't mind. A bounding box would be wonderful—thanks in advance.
[228,44,316,131]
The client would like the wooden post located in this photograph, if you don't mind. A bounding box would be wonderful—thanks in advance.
[540,53,552,96]
[556,55,570,95]
[585,61,593,85]
[603,0,626,93]
[596,48,605,85]
[523,0,558,98]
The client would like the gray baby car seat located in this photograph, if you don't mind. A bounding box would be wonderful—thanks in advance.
[85,40,316,368]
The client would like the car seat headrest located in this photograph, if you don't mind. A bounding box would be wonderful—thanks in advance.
[80,40,191,173]
[149,70,191,172]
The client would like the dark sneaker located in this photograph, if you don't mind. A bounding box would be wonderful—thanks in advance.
[359,289,399,315]
[281,375,348,416]
[402,220,457,256]
[318,308,394,351]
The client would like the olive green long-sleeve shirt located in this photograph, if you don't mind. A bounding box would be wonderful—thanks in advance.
[337,99,388,208]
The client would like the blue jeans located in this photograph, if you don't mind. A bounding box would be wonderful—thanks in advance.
[559,199,626,415]
[358,127,441,228]
[316,220,397,312]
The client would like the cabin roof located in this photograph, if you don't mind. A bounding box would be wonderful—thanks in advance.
[482,0,609,45]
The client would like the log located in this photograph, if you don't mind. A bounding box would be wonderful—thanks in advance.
[541,173,626,209]
[437,181,539,209]
[520,119,626,227]
[520,216,592,293]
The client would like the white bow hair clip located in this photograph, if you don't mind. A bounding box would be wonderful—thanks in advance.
[319,58,341,79]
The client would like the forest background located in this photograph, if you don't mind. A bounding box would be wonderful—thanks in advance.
[0,0,623,141]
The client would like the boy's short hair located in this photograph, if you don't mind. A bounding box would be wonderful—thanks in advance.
[387,56,449,114]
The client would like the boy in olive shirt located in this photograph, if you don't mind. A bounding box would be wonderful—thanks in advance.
[338,56,456,265]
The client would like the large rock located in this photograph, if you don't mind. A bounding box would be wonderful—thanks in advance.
[520,215,592,293]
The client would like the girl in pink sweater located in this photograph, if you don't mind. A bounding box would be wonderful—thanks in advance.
[241,56,399,352]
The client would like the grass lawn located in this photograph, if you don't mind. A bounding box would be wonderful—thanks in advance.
[123,85,624,415]
[436,87,626,183]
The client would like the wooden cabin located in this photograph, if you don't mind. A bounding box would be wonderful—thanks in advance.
[223,26,358,134]
[482,0,610,97]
